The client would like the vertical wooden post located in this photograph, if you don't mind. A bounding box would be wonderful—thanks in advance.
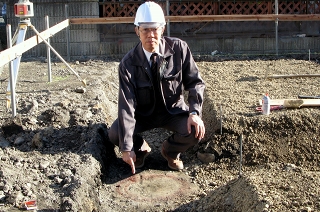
[103,2,106,17]
[45,16,52,83]
[166,0,170,37]
[275,0,279,56]
[268,1,272,14]
[65,4,70,62]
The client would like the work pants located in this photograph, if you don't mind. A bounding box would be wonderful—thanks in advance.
[108,111,200,159]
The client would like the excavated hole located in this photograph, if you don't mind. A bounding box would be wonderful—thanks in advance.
[115,171,199,202]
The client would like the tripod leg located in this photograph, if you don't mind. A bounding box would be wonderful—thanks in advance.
[6,23,28,110]
[11,25,20,45]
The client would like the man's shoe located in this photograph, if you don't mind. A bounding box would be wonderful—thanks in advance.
[161,144,184,170]
[134,141,151,168]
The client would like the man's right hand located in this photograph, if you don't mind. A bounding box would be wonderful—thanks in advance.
[122,151,136,174]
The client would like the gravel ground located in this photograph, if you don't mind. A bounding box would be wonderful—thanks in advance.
[0,55,320,212]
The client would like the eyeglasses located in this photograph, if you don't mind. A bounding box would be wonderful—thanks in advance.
[139,27,163,35]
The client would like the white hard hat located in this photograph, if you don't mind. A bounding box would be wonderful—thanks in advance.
[134,2,166,27]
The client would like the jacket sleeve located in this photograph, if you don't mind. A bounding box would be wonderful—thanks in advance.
[117,62,136,152]
[180,41,205,116]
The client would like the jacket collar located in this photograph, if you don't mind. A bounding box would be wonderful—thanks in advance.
[131,43,147,67]
[159,37,175,59]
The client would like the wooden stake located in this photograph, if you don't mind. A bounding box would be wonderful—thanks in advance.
[267,74,320,79]
[258,99,320,107]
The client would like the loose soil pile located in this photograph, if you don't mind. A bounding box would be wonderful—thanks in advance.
[0,55,319,212]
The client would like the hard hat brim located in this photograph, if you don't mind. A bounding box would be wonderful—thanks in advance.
[137,22,165,28]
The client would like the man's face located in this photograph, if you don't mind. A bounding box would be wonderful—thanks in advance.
[135,26,165,53]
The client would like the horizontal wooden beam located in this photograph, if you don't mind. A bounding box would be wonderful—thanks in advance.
[70,17,134,24]
[69,14,320,25]
[0,19,70,67]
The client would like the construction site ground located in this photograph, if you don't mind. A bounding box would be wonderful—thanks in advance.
[0,55,320,212]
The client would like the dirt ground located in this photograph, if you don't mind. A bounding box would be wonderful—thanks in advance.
[0,54,320,212]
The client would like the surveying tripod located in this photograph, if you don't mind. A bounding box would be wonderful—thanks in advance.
[7,0,85,117]
[6,0,35,116]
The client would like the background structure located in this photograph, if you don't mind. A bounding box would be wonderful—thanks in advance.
[2,0,320,59]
